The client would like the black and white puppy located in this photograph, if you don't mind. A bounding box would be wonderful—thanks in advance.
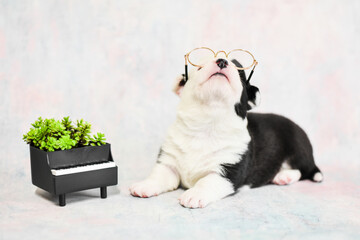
[130,56,323,208]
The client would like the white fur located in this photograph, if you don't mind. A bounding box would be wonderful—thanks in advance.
[179,173,234,208]
[239,185,251,192]
[281,161,292,170]
[313,172,323,182]
[161,103,250,188]
[129,163,180,197]
[248,101,256,109]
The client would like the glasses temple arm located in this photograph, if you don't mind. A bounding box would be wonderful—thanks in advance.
[184,55,189,82]
[246,61,258,84]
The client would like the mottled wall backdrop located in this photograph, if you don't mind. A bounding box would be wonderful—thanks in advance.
[0,0,359,184]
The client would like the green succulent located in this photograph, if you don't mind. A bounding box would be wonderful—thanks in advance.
[90,132,106,146]
[58,135,77,150]
[23,117,107,152]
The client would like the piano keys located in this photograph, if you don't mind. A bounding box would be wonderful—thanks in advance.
[51,161,117,176]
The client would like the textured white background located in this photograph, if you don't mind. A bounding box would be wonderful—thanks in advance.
[1,1,359,239]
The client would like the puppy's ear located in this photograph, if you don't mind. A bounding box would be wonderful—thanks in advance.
[172,74,186,96]
[246,85,260,110]
[231,59,261,110]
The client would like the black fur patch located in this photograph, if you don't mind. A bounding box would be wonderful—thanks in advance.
[234,103,247,119]
[179,74,186,87]
[246,85,259,110]
[232,59,249,119]
[234,87,248,119]
[221,113,322,190]
[221,147,251,191]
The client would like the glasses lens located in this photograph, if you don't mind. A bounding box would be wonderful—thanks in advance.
[188,48,214,66]
[228,50,254,69]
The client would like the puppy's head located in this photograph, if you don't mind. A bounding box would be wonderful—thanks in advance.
[173,56,260,118]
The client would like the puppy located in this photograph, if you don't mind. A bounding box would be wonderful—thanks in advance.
[130,56,323,208]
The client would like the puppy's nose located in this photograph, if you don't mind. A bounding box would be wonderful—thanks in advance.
[216,58,228,69]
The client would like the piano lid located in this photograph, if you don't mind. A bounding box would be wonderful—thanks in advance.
[43,144,113,169]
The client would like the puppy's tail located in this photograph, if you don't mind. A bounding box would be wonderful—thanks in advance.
[309,165,323,183]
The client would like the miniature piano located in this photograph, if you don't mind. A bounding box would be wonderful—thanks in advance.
[29,144,118,206]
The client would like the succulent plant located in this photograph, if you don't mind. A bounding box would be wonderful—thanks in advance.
[23,117,106,152]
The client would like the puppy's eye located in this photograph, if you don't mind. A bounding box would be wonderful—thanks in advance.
[197,67,202,71]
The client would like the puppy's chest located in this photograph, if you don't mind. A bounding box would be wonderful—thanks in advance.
[164,117,250,188]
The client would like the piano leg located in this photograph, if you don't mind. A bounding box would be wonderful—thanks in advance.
[59,194,66,206]
[100,187,107,199]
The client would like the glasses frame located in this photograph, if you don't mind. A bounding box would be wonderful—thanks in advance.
[183,47,258,83]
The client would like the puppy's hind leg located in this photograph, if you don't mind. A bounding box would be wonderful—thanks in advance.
[130,163,180,198]
[272,168,301,185]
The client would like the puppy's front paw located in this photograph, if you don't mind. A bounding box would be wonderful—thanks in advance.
[129,180,162,198]
[179,187,213,209]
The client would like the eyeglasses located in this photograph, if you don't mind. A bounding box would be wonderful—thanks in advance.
[183,47,258,83]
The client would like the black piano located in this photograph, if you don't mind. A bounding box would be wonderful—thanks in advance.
[29,144,118,206]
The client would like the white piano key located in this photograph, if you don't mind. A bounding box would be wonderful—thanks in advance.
[51,161,116,176]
